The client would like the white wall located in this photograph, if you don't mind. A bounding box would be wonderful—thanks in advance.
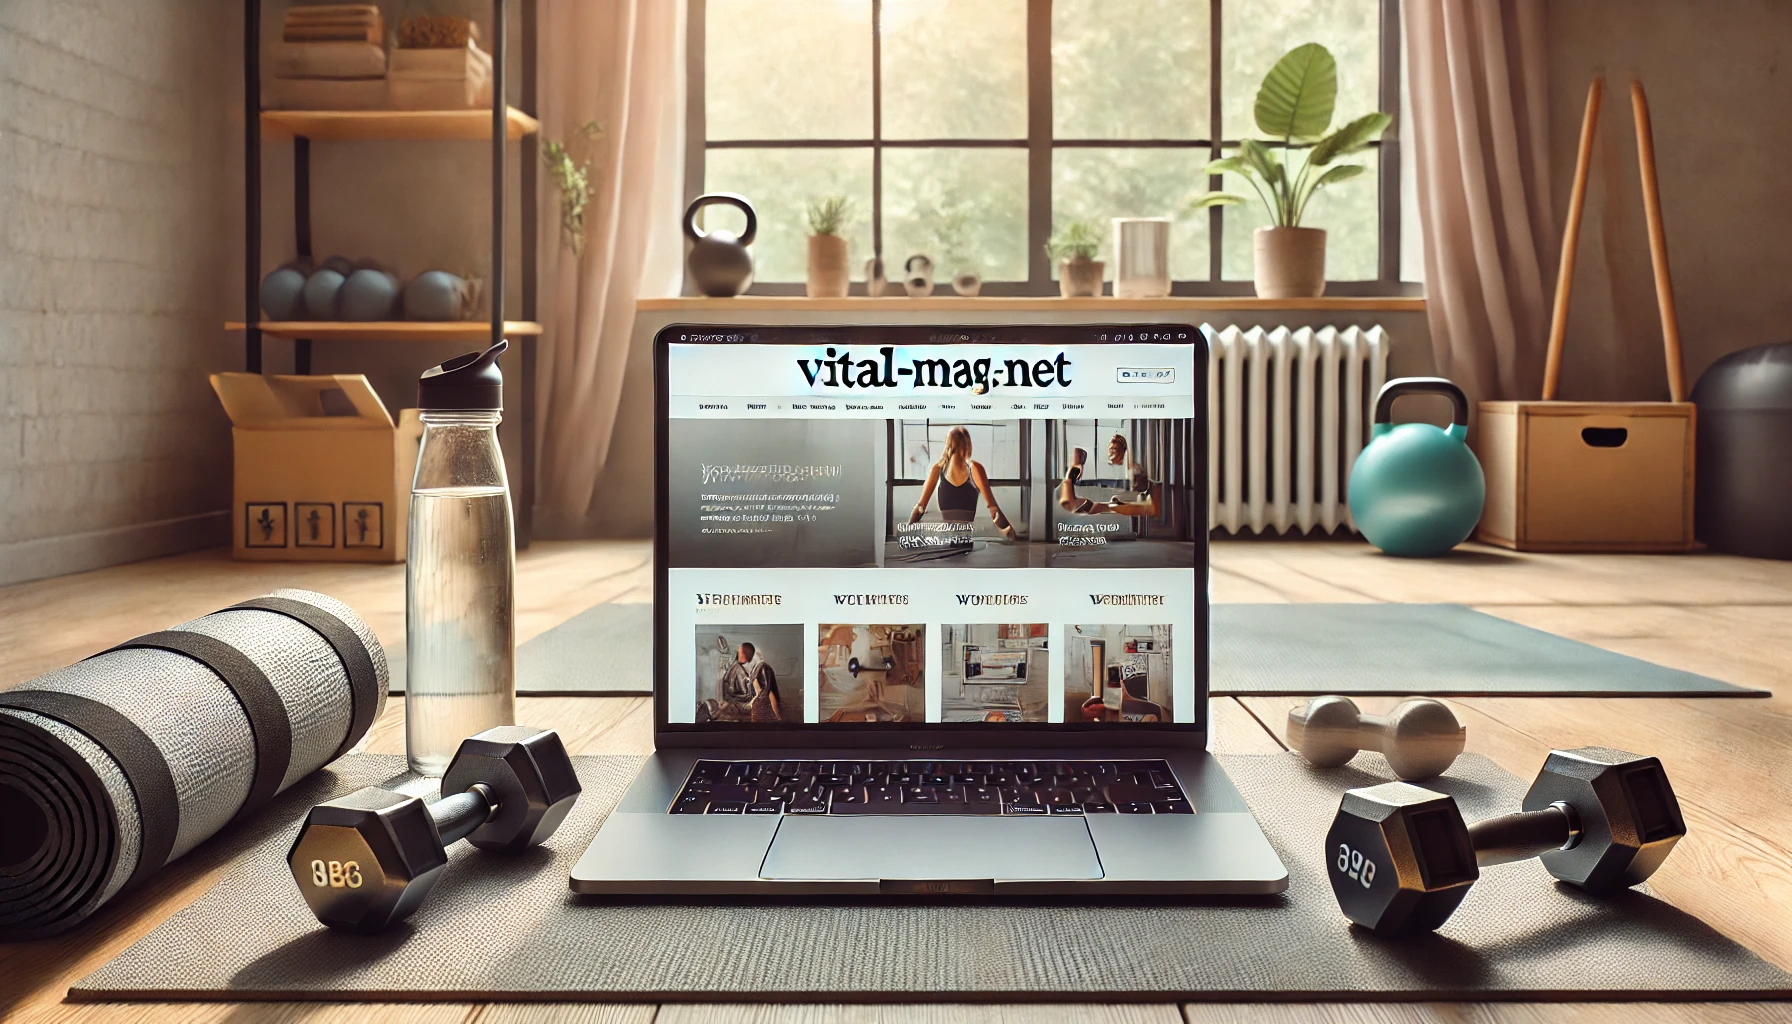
[0,0,237,584]
[1545,0,1792,401]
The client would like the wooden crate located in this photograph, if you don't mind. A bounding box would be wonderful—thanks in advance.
[1474,400,1695,551]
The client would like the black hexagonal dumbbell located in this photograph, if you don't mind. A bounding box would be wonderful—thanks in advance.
[288,726,580,933]
[1325,746,1686,937]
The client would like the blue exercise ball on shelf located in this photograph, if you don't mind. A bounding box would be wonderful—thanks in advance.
[1347,377,1486,557]
[338,269,400,321]
[302,269,346,320]
[403,270,473,321]
[259,267,307,321]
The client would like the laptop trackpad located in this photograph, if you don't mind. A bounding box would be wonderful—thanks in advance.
[759,815,1103,882]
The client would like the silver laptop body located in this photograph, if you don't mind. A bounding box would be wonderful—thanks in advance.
[571,324,1287,896]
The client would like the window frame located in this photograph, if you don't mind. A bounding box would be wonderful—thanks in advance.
[684,0,1416,297]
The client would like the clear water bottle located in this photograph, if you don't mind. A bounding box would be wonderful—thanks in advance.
[406,340,516,776]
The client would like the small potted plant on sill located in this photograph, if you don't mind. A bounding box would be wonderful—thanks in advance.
[805,194,852,298]
[1192,43,1390,298]
[1047,221,1105,298]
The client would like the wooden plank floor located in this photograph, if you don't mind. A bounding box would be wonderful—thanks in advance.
[2,538,1789,1024]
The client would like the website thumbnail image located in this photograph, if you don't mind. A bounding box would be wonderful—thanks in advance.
[669,415,1200,571]
[686,621,1172,726]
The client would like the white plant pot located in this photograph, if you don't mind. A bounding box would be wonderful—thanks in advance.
[1253,226,1327,298]
[1112,218,1171,298]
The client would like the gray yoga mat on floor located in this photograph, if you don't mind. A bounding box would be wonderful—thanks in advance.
[1212,603,1765,697]
[75,752,1790,1002]
[438,601,1761,699]
[388,604,653,697]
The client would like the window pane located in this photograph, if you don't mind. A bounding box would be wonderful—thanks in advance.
[881,0,1027,139]
[1219,146,1379,281]
[1221,0,1378,142]
[1053,148,1210,281]
[707,0,872,140]
[883,148,1028,282]
[705,148,874,283]
[1053,0,1209,140]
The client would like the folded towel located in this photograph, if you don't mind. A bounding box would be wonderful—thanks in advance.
[264,77,389,111]
[270,41,387,80]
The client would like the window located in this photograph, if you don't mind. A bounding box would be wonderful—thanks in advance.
[690,0,1406,295]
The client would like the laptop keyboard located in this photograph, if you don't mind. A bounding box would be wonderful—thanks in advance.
[669,759,1192,816]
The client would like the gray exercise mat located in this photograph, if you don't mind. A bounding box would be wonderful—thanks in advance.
[403,601,1760,699]
[75,752,1790,1002]
[388,604,653,696]
[1213,603,1764,697]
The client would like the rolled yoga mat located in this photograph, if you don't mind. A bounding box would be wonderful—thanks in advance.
[0,589,388,941]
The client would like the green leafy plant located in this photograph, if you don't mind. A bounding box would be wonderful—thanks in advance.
[1045,220,1102,263]
[1192,43,1391,228]
[542,120,604,256]
[806,194,852,236]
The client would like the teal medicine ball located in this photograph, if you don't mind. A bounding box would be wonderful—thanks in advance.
[1347,377,1486,557]
[339,269,400,321]
[302,269,346,320]
[259,267,306,320]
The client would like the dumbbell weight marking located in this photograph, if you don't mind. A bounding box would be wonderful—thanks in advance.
[1335,842,1376,889]
[308,858,365,890]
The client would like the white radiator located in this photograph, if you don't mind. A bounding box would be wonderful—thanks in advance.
[1204,323,1389,535]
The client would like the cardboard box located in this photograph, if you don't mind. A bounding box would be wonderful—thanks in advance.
[212,373,422,562]
[1474,400,1695,552]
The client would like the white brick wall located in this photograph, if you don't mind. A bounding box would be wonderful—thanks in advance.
[0,0,235,582]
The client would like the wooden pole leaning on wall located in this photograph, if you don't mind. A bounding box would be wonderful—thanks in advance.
[1541,76,1602,402]
[1630,78,1688,403]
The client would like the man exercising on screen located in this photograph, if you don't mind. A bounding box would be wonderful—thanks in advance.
[1059,433,1161,517]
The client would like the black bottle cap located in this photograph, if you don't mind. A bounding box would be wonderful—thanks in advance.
[418,339,507,410]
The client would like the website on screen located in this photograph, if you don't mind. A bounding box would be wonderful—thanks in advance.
[665,336,1201,728]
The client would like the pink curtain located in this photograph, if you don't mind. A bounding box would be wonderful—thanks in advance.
[1406,0,1554,406]
[534,0,683,536]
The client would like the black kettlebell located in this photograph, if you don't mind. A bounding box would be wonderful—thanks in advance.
[684,193,756,297]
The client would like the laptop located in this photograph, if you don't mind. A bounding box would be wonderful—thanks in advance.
[570,323,1287,895]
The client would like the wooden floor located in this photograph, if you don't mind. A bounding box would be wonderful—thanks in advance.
[2,538,1789,1024]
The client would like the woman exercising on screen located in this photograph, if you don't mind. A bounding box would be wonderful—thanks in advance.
[1059,433,1161,517]
[908,426,1018,540]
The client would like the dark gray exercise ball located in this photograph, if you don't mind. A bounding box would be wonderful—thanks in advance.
[319,255,355,277]
[303,269,347,320]
[260,267,307,320]
[403,270,471,321]
[1692,342,1792,559]
[338,269,400,321]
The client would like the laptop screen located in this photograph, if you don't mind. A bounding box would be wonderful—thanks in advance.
[656,325,1206,737]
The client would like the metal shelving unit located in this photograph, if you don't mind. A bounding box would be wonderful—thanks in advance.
[238,0,539,542]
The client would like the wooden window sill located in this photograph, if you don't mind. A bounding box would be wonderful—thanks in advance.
[635,295,1425,313]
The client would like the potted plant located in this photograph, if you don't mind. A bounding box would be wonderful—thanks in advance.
[1047,221,1104,297]
[1192,43,1391,298]
[541,120,603,256]
[806,194,852,297]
